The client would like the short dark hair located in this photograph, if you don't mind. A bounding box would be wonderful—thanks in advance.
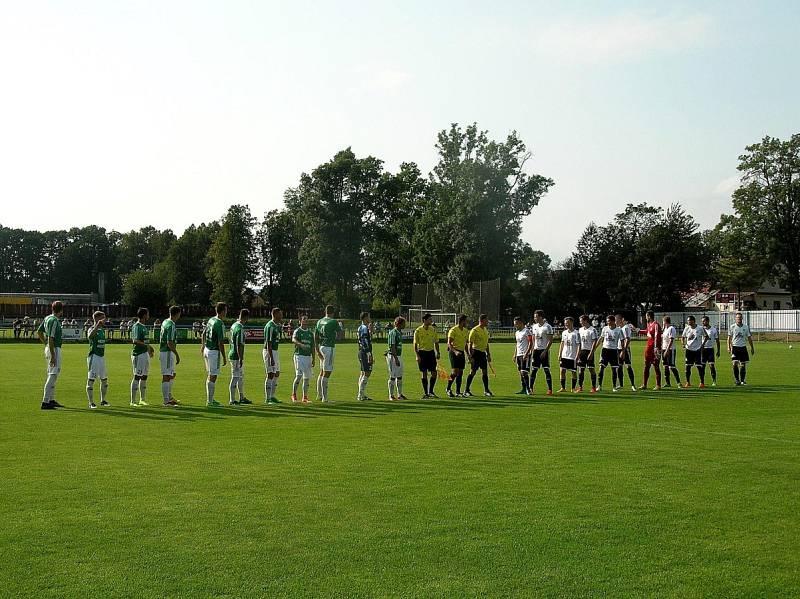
[215,302,227,315]
[137,307,149,318]
[458,314,467,324]
[564,316,574,323]
[360,311,369,321]
[394,316,405,328]
[240,308,250,318]
[169,305,182,317]
[513,315,523,322]
[687,315,696,322]
[325,305,335,315]
[271,307,281,317]
[534,309,544,318]
[646,310,655,319]
[579,314,589,322]
[663,316,672,324]
[422,312,432,321]
[479,313,488,321]
[52,301,63,314]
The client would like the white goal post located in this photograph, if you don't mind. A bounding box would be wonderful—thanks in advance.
[407,308,458,330]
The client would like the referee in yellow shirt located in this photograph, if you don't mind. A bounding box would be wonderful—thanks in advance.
[446,314,469,397]
[465,313,492,397]
[413,313,441,398]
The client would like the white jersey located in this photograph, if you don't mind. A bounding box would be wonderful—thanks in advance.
[560,329,580,360]
[531,322,553,350]
[661,325,677,351]
[601,326,623,350]
[703,326,718,349]
[682,325,705,352]
[514,327,531,357]
[578,326,597,351]
[617,323,633,349]
[728,323,751,347]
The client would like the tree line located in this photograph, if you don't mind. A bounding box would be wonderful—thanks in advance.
[1,127,797,316]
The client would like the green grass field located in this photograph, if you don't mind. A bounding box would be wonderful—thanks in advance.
[1,341,798,597]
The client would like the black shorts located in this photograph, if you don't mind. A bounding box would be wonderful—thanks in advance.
[449,349,466,370]
[619,348,631,365]
[531,349,550,369]
[358,350,373,373]
[577,349,595,368]
[470,349,488,370]
[600,348,619,367]
[701,348,715,364]
[685,349,702,366]
[662,349,676,367]
[559,358,576,372]
[417,350,437,372]
[732,346,750,363]
[515,355,530,372]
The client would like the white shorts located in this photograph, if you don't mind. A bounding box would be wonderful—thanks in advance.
[293,354,313,379]
[230,359,243,378]
[44,347,62,375]
[263,349,281,374]
[204,348,222,376]
[159,351,176,376]
[87,354,107,380]
[386,354,404,378]
[131,353,150,377]
[320,346,336,372]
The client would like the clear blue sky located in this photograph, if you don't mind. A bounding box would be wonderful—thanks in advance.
[1,1,798,261]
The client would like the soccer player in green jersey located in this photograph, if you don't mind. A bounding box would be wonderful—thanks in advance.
[291,314,315,403]
[228,308,251,405]
[38,300,64,409]
[386,316,406,401]
[159,306,182,406]
[86,310,110,409]
[314,305,344,403]
[263,307,283,404]
[201,302,228,407]
[130,307,154,406]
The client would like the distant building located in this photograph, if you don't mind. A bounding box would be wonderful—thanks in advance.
[683,281,793,311]
[0,292,97,305]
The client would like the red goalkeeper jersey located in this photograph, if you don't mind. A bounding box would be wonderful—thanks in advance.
[645,321,662,349]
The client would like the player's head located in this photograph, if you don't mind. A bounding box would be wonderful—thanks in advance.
[479,313,488,327]
[169,305,182,319]
[422,313,432,327]
[93,310,105,323]
[564,316,574,329]
[663,315,671,325]
[701,315,710,326]
[615,313,624,325]
[513,316,524,330]
[325,305,335,317]
[606,314,615,327]
[646,310,654,322]
[687,315,696,326]
[300,314,308,327]
[394,316,405,330]
[215,302,227,317]
[271,307,283,323]
[360,311,371,324]
[51,301,63,316]
[735,311,743,325]
[534,309,545,324]
[579,314,590,327]
[458,314,467,327]
[239,308,250,324]
[137,307,149,322]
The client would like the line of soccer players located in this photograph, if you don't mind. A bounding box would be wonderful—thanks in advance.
[36,301,757,410]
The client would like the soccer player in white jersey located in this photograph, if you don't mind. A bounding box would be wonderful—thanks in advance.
[512,316,532,394]
[661,316,681,387]
[558,317,580,392]
[701,315,720,386]
[597,315,624,391]
[728,311,755,385]
[576,315,599,393]
[529,309,554,395]
[615,315,636,391]
[681,315,708,388]
[86,311,110,409]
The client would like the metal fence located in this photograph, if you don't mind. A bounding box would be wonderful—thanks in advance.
[654,310,800,333]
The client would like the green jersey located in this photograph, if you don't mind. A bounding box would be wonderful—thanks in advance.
[229,321,245,360]
[159,318,177,353]
[88,327,106,357]
[293,327,314,356]
[42,314,62,348]
[315,316,342,348]
[263,320,281,351]
[388,328,403,356]
[131,321,149,356]
[204,316,225,350]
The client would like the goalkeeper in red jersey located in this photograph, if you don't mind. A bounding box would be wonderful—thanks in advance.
[640,310,662,390]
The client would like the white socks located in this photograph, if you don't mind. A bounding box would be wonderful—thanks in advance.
[388,378,396,397]
[86,379,94,403]
[229,378,238,402]
[302,378,309,397]
[358,374,369,398]
[162,381,170,403]
[237,377,244,400]
[139,381,147,402]
[321,377,329,401]
[293,374,302,395]
[100,380,108,402]
[316,375,323,399]
[206,380,215,403]
[396,378,403,396]
[130,379,140,404]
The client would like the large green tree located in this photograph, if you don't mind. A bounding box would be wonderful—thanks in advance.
[207,205,257,308]
[161,222,219,306]
[730,134,800,306]
[259,208,305,308]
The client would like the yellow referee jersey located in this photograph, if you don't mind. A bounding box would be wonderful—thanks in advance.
[469,325,489,352]
[413,325,438,351]
[448,325,467,351]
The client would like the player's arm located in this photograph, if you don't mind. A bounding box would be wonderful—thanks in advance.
[169,335,180,363]
[314,329,324,359]
[486,336,491,362]
[434,335,440,360]
[413,330,421,362]
[216,323,226,365]
[544,331,553,352]
[447,333,458,355]
[524,332,533,360]
[747,331,755,356]
[200,327,207,355]
[558,337,565,360]
[715,333,720,357]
